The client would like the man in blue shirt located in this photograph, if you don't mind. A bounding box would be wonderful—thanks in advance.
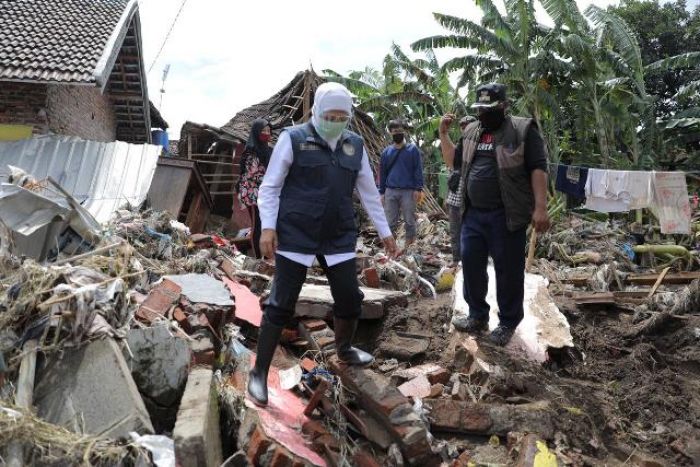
[379,119,424,246]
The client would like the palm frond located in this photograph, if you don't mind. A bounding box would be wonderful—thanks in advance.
[645,52,700,73]
[585,6,644,84]
[442,55,503,73]
[540,0,587,31]
[433,13,518,56]
[411,34,481,52]
[322,71,379,94]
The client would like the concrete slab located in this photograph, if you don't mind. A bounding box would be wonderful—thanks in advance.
[164,274,234,306]
[125,324,191,407]
[452,267,574,362]
[34,338,153,438]
[173,367,223,467]
[296,284,407,320]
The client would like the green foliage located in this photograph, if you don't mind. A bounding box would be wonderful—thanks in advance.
[330,0,700,182]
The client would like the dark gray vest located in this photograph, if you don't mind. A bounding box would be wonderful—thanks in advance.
[277,122,364,255]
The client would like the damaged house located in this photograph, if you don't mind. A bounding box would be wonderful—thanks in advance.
[0,0,167,143]
[177,69,444,233]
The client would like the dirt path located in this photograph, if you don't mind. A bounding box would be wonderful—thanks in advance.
[362,290,700,465]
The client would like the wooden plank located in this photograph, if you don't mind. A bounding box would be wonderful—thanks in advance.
[193,161,234,166]
[559,276,590,286]
[574,292,615,305]
[627,271,700,286]
[647,267,671,298]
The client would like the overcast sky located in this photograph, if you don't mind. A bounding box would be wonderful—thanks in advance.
[138,0,618,139]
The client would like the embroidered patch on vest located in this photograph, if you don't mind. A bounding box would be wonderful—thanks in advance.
[342,142,356,156]
[300,142,323,151]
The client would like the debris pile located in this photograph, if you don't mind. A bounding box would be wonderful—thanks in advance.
[0,174,698,466]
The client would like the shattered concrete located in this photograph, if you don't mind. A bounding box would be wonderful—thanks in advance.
[34,338,154,438]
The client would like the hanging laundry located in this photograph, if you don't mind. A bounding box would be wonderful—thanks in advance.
[651,172,691,234]
[584,169,653,213]
[555,164,588,199]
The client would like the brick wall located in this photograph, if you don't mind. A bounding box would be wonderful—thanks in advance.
[47,84,117,142]
[0,82,49,132]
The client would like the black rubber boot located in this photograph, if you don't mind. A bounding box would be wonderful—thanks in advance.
[334,317,373,365]
[247,319,284,406]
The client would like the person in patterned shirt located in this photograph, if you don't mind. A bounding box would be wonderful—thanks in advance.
[439,115,475,266]
[237,118,273,258]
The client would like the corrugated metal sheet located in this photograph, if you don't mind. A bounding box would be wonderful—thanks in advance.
[0,136,161,223]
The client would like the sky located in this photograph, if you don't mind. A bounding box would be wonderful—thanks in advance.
[137,0,618,139]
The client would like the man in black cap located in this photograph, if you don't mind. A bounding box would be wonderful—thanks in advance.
[452,83,550,346]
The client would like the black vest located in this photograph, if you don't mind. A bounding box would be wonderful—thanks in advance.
[277,122,364,254]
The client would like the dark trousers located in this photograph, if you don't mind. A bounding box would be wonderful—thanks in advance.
[264,254,364,326]
[461,207,526,328]
[248,205,262,259]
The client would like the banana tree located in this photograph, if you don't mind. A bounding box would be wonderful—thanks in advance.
[411,0,565,156]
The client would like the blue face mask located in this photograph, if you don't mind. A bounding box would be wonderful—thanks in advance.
[316,118,348,140]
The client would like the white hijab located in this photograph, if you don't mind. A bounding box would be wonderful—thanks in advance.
[311,82,353,149]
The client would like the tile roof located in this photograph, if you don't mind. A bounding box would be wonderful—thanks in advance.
[0,0,132,83]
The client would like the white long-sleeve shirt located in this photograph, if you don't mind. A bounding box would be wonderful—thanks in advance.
[258,131,391,267]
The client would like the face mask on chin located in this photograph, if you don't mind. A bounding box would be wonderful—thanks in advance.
[478,108,506,131]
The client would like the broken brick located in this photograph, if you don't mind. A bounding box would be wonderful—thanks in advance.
[362,267,380,288]
[136,279,181,323]
[352,450,382,467]
[190,336,215,366]
[452,450,472,467]
[329,359,438,465]
[173,307,190,332]
[397,375,431,399]
[300,358,317,372]
[246,427,272,465]
[428,384,444,398]
[424,399,554,437]
[427,368,450,385]
[302,319,327,332]
[316,336,335,349]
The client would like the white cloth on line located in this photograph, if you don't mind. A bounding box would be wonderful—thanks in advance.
[258,131,391,268]
[651,171,691,234]
[584,169,654,212]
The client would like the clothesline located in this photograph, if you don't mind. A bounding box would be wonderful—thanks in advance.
[546,162,700,175]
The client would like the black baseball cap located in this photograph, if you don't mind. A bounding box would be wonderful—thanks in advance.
[471,83,507,108]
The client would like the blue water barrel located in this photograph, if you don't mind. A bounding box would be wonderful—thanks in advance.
[151,130,169,150]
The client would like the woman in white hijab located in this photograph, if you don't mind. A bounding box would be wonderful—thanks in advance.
[248,82,398,406]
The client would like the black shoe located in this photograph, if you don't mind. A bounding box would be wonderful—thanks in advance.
[334,317,373,365]
[488,324,516,346]
[247,319,284,406]
[453,315,489,334]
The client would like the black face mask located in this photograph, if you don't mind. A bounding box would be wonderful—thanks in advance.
[478,108,506,131]
[392,133,405,144]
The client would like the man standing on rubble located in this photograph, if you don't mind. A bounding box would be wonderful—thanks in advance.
[248,82,399,406]
[379,119,424,247]
[453,83,550,346]
[439,115,476,267]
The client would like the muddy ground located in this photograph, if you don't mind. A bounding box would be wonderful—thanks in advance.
[356,290,700,466]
